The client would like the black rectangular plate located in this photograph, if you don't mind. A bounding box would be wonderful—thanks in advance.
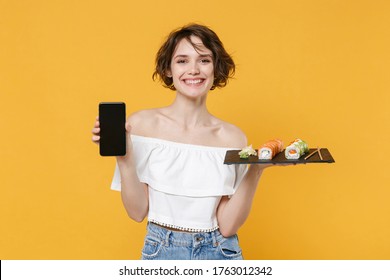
[224,148,335,165]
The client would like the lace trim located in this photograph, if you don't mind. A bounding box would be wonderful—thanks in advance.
[149,219,219,233]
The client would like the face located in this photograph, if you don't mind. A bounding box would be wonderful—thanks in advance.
[168,36,214,99]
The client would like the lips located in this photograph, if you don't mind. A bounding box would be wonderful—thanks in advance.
[183,79,205,85]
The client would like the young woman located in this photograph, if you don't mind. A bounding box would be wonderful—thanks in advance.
[92,24,272,260]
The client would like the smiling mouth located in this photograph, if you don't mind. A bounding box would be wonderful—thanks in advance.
[183,79,204,85]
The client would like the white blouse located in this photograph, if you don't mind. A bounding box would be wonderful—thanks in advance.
[111,135,248,232]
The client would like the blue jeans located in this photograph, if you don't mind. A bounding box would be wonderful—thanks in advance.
[141,222,243,260]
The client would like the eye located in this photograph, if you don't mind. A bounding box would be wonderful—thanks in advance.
[176,59,187,64]
[200,59,211,64]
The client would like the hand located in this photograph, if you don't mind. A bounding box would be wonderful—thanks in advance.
[92,115,134,164]
[116,118,135,164]
[250,162,296,172]
[91,116,100,144]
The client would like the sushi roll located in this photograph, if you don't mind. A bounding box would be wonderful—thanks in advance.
[258,139,284,160]
[285,139,309,159]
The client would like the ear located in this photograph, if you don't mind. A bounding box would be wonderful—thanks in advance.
[165,70,172,78]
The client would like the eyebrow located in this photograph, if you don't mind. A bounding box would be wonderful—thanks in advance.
[173,54,213,59]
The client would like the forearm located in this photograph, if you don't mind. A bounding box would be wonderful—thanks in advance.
[118,158,149,222]
[217,164,265,237]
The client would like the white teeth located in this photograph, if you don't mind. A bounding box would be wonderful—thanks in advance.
[185,79,203,84]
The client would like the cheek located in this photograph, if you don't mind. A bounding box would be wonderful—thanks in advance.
[170,65,185,78]
[210,64,215,76]
[209,69,215,81]
[204,65,214,78]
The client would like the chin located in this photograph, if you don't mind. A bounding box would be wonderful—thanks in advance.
[180,90,209,99]
[177,85,213,98]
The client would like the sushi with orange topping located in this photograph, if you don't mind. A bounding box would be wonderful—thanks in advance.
[258,139,284,160]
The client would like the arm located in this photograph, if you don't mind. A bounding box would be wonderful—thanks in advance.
[215,125,272,237]
[216,164,267,237]
[117,117,149,222]
[92,115,149,222]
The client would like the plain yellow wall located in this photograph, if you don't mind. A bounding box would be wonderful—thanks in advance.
[1,0,389,259]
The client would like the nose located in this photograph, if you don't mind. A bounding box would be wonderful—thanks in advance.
[188,62,200,75]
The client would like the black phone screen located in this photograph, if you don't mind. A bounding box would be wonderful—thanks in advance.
[99,102,126,156]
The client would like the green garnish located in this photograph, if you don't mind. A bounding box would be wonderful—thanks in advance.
[238,145,257,159]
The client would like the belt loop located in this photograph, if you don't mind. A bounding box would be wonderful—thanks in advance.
[164,230,171,247]
[211,230,218,247]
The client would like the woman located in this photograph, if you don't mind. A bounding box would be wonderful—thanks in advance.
[92,23,270,260]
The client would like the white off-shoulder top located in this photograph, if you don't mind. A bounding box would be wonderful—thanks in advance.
[111,135,248,232]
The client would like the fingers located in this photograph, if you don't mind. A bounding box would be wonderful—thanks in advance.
[92,118,100,136]
[92,116,130,145]
[93,119,100,129]
[92,127,100,135]
[92,116,100,144]
[92,135,100,143]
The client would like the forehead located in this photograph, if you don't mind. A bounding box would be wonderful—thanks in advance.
[173,35,212,56]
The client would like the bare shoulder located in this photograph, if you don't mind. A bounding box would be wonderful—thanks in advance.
[217,120,248,148]
[127,108,160,136]
[127,109,155,122]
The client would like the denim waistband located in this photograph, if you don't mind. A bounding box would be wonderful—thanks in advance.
[147,222,223,247]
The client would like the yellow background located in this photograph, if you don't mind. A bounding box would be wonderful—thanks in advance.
[1,0,389,259]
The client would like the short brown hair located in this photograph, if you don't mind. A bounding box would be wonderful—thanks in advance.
[152,23,235,90]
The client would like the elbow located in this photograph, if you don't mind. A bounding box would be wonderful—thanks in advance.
[128,212,146,223]
[218,225,238,238]
[125,207,148,223]
[132,216,145,223]
[121,193,148,223]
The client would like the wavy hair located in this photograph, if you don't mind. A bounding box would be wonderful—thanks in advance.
[152,24,235,90]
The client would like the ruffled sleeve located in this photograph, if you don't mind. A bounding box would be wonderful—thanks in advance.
[111,135,248,197]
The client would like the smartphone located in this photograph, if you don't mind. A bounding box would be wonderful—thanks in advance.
[99,102,126,156]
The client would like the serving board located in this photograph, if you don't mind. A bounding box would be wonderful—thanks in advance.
[224,148,335,165]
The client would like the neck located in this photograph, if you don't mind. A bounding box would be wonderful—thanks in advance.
[168,92,211,128]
